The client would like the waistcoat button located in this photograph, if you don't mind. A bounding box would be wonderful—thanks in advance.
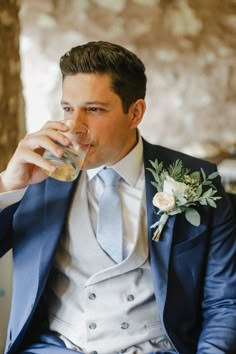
[89,322,97,329]
[121,322,129,329]
[88,292,96,300]
[127,294,134,301]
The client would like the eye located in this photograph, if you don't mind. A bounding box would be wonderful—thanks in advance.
[62,106,72,112]
[87,106,105,112]
[88,107,99,112]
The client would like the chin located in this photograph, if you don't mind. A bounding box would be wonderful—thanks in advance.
[82,159,102,170]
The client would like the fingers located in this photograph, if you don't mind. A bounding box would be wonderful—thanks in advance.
[1,120,72,191]
[22,131,65,157]
[40,120,69,132]
[14,144,56,172]
[21,121,71,156]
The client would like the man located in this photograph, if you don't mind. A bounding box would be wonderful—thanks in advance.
[0,41,235,354]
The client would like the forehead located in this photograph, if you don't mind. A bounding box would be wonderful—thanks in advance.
[62,73,113,92]
[61,72,120,106]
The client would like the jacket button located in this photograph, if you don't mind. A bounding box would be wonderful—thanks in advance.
[89,322,97,330]
[121,322,129,329]
[88,292,96,300]
[127,294,134,301]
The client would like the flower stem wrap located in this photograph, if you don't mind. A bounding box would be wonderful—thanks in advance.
[151,214,169,241]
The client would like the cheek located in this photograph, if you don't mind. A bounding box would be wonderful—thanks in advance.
[100,130,125,151]
[94,123,119,144]
[92,131,121,161]
[91,116,130,149]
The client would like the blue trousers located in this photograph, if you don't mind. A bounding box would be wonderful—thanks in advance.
[19,331,177,354]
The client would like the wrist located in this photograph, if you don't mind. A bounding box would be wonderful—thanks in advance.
[0,171,11,192]
[0,171,24,192]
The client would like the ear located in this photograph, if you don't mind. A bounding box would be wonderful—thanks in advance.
[128,99,146,129]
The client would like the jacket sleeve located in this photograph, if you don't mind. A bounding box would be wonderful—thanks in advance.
[197,182,236,353]
[0,188,26,257]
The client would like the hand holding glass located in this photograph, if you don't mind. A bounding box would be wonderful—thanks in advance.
[42,120,92,182]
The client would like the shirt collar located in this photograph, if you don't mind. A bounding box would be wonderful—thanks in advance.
[87,133,143,187]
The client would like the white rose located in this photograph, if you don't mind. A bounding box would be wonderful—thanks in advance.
[152,192,175,212]
[163,176,187,196]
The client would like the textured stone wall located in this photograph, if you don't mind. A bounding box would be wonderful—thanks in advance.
[19,0,236,152]
[0,0,25,171]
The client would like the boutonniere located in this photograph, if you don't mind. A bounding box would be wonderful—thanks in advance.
[147,159,221,241]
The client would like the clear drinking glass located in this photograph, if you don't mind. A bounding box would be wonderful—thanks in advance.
[42,120,92,182]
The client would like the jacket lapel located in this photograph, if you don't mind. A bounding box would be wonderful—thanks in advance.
[11,177,78,339]
[143,140,176,317]
[38,178,77,286]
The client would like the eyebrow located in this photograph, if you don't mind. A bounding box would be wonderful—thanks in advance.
[61,100,110,107]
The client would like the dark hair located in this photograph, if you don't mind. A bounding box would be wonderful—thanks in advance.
[59,41,147,113]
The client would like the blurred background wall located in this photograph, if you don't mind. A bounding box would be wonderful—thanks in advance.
[19,0,236,152]
[0,0,25,172]
[1,0,236,352]
[0,1,22,351]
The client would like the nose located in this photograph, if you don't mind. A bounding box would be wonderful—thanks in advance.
[70,108,86,133]
[68,109,92,144]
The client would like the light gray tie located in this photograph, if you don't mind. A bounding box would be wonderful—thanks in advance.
[96,168,123,263]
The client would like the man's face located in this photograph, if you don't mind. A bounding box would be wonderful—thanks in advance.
[61,73,144,169]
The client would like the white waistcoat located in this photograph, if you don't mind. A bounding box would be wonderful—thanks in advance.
[46,172,173,354]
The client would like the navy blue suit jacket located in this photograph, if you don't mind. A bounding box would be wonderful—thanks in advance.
[1,139,236,354]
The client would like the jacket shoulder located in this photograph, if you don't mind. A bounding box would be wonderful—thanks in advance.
[142,138,217,174]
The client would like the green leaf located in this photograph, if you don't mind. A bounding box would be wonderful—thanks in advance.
[214,196,222,200]
[201,168,206,180]
[176,196,188,206]
[210,189,217,196]
[199,199,207,205]
[190,171,200,181]
[185,208,200,226]
[208,171,219,180]
[149,160,158,169]
[202,180,212,186]
[168,159,189,181]
[208,199,217,208]
[196,184,203,196]
[168,208,182,215]
[203,188,213,198]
